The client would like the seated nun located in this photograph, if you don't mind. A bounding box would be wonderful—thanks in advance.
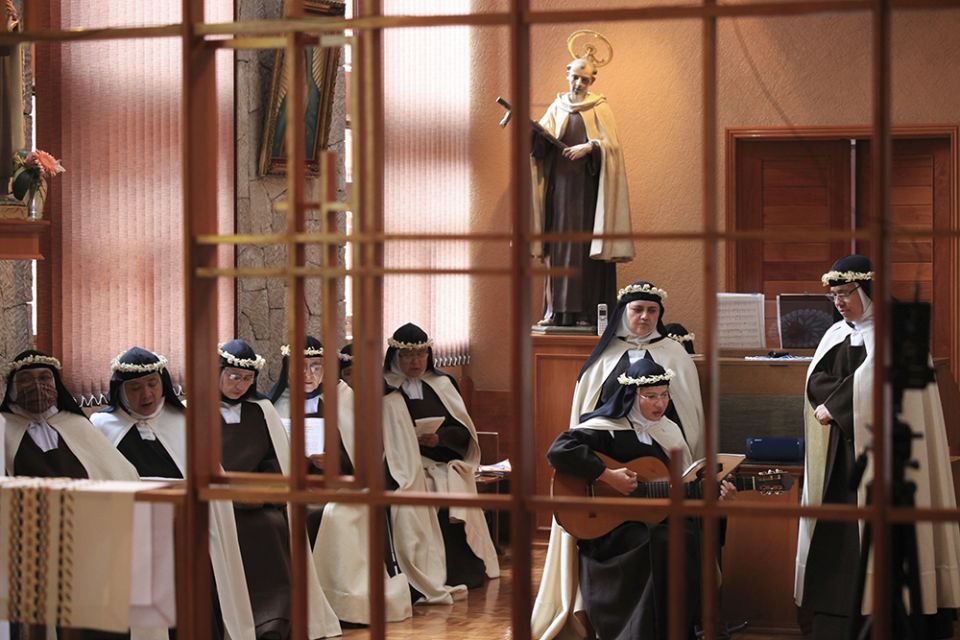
[383,323,499,589]
[268,337,412,626]
[337,343,353,388]
[217,339,341,640]
[1,349,138,480]
[91,347,184,479]
[540,358,736,640]
[381,381,468,605]
[1,350,147,640]
[91,347,252,639]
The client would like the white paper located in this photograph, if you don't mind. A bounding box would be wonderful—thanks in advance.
[281,417,326,456]
[414,416,444,437]
[717,292,766,349]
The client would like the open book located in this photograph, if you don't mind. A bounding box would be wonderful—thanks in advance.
[681,453,745,483]
[280,417,325,456]
[414,416,444,437]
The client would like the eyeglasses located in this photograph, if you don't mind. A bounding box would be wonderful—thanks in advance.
[226,372,255,384]
[304,364,323,374]
[825,284,861,302]
[638,391,670,401]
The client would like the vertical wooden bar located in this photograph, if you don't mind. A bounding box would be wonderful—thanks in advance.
[668,449,687,640]
[870,1,892,638]
[356,1,387,636]
[320,151,342,486]
[283,2,310,638]
[700,2,720,638]
[181,1,217,637]
[508,2,533,640]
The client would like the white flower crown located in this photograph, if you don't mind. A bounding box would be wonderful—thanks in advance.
[3,354,62,378]
[618,368,675,386]
[821,270,873,287]
[338,352,353,362]
[617,283,668,301]
[667,332,695,343]
[280,344,323,357]
[217,343,266,370]
[388,337,433,350]
[111,353,167,374]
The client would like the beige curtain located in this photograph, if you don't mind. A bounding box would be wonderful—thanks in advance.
[382,0,471,367]
[38,1,234,401]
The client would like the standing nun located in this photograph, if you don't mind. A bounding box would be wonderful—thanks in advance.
[795,255,960,639]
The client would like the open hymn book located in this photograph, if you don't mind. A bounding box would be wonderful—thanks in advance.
[681,453,746,483]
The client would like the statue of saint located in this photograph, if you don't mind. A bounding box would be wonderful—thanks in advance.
[530,31,633,328]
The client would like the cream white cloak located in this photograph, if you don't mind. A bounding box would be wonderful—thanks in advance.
[382,390,468,604]
[4,409,138,481]
[530,92,633,262]
[2,410,169,640]
[794,320,960,614]
[531,415,692,639]
[571,337,704,460]
[384,371,500,580]
[274,384,413,624]
[90,405,259,640]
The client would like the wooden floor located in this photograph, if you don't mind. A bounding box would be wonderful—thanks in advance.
[342,546,804,640]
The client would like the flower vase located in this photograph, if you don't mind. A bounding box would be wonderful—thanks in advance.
[27,179,47,220]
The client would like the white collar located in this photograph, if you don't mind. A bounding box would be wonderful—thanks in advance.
[10,404,61,452]
[390,354,424,400]
[219,401,243,424]
[627,401,659,445]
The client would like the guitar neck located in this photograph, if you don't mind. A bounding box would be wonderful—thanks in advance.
[631,475,758,499]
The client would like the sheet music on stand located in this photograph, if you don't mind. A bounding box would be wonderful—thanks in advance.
[717,292,766,349]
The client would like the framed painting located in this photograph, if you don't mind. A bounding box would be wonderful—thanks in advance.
[258,0,345,176]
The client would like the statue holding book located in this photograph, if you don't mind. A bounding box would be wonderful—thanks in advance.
[529,30,634,328]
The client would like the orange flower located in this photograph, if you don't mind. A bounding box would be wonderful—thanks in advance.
[25,150,62,178]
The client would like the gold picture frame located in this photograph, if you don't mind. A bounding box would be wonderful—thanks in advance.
[258,0,345,176]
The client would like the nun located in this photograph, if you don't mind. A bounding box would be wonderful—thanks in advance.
[337,343,353,388]
[2,349,138,480]
[269,337,413,626]
[217,339,341,640]
[543,358,735,640]
[795,255,960,639]
[573,281,703,460]
[91,347,184,478]
[383,323,499,589]
[663,322,696,355]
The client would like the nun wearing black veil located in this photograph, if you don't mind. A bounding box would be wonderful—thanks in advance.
[2,350,138,480]
[91,347,184,478]
[90,347,266,640]
[268,337,412,626]
[572,281,703,459]
[542,359,725,640]
[532,282,707,639]
[795,255,960,639]
[383,323,499,590]
[216,339,340,640]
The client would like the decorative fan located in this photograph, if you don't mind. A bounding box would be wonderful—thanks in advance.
[780,308,834,348]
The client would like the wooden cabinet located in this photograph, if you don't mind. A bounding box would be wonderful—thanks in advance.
[531,334,598,533]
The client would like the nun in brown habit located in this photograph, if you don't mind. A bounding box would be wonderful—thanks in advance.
[217,339,340,640]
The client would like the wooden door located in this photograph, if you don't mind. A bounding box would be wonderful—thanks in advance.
[855,137,953,364]
[735,139,852,346]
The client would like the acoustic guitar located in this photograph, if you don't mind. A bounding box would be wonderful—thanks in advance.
[552,452,794,540]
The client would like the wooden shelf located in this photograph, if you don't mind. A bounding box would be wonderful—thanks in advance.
[0,218,50,260]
